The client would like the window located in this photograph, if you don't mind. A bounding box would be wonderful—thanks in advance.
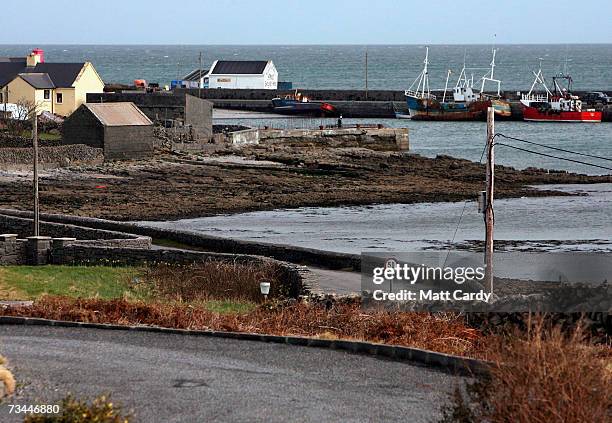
[0,92,3,103]
[56,93,63,104]
[44,90,50,100]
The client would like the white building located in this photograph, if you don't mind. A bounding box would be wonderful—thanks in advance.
[206,60,278,90]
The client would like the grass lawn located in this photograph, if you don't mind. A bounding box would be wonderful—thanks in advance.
[0,265,143,301]
[17,130,62,141]
[0,265,257,314]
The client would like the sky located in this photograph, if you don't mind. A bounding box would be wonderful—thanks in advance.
[3,0,611,45]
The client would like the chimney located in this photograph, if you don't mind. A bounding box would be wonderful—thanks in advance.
[26,48,44,67]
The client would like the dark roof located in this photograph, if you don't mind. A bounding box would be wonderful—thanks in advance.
[0,61,27,86]
[18,73,55,89]
[182,68,210,81]
[0,61,86,88]
[210,60,269,75]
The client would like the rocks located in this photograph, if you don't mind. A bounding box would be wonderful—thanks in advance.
[0,144,103,166]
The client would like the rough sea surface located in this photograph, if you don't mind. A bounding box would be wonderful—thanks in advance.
[1,44,611,90]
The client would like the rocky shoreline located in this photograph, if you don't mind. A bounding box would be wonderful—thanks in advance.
[0,146,610,221]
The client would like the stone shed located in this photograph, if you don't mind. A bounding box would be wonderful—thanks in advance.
[62,102,154,160]
[86,92,213,141]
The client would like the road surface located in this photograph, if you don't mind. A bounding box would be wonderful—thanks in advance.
[0,325,461,423]
[307,267,361,294]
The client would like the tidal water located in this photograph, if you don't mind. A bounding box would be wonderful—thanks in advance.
[212,117,612,176]
[139,184,612,254]
[1,44,612,90]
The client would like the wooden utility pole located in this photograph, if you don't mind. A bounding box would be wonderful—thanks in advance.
[365,49,369,100]
[484,107,495,293]
[32,109,39,237]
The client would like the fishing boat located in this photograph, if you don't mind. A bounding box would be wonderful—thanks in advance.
[404,48,511,121]
[520,66,602,123]
[395,111,412,119]
[271,91,337,116]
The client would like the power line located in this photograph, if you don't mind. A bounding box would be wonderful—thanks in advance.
[495,143,612,172]
[495,133,612,163]
[443,142,488,267]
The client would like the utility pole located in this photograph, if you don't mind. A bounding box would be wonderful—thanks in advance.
[484,107,495,293]
[32,109,39,237]
[198,51,203,98]
[365,48,369,100]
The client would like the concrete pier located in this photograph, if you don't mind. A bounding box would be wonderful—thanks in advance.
[180,88,612,121]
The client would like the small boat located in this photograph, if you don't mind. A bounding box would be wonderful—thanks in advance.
[520,67,602,123]
[271,91,337,116]
[395,112,412,119]
[404,48,511,121]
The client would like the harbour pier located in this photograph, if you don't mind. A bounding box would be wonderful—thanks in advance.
[176,88,612,121]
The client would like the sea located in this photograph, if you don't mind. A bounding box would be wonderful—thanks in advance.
[1,44,612,90]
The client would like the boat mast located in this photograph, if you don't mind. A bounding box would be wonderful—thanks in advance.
[480,48,501,96]
[527,59,553,99]
[408,47,432,99]
[442,69,451,103]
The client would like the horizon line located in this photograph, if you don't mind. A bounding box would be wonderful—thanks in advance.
[2,42,612,47]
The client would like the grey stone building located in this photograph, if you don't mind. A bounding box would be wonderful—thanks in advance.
[62,102,154,160]
[86,92,213,141]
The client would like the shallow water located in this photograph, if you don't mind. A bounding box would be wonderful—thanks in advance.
[139,184,612,254]
[212,118,612,176]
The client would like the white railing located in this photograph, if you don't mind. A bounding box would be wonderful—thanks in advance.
[521,93,548,102]
[404,90,437,100]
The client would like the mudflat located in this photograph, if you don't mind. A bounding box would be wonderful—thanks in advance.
[1,147,610,221]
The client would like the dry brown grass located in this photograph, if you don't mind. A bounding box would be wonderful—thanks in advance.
[24,394,131,422]
[441,317,612,423]
[0,297,483,357]
[141,261,284,303]
[0,355,15,396]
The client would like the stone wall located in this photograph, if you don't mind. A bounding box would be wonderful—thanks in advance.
[0,209,361,271]
[259,127,409,151]
[62,106,104,149]
[0,135,61,149]
[184,94,213,140]
[104,125,155,161]
[50,245,310,297]
[0,211,319,297]
[0,235,26,265]
[0,213,151,247]
[0,145,103,167]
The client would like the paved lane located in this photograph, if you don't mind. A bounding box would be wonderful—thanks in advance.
[0,325,460,423]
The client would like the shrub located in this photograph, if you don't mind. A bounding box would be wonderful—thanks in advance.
[0,355,16,396]
[142,261,284,303]
[1,297,483,357]
[440,317,612,423]
[24,394,131,423]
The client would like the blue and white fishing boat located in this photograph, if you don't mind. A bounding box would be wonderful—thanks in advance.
[404,48,511,120]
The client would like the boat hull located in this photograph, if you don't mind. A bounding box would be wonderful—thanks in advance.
[522,107,602,123]
[406,96,511,121]
[271,99,337,116]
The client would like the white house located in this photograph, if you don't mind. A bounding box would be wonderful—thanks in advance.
[207,60,278,90]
